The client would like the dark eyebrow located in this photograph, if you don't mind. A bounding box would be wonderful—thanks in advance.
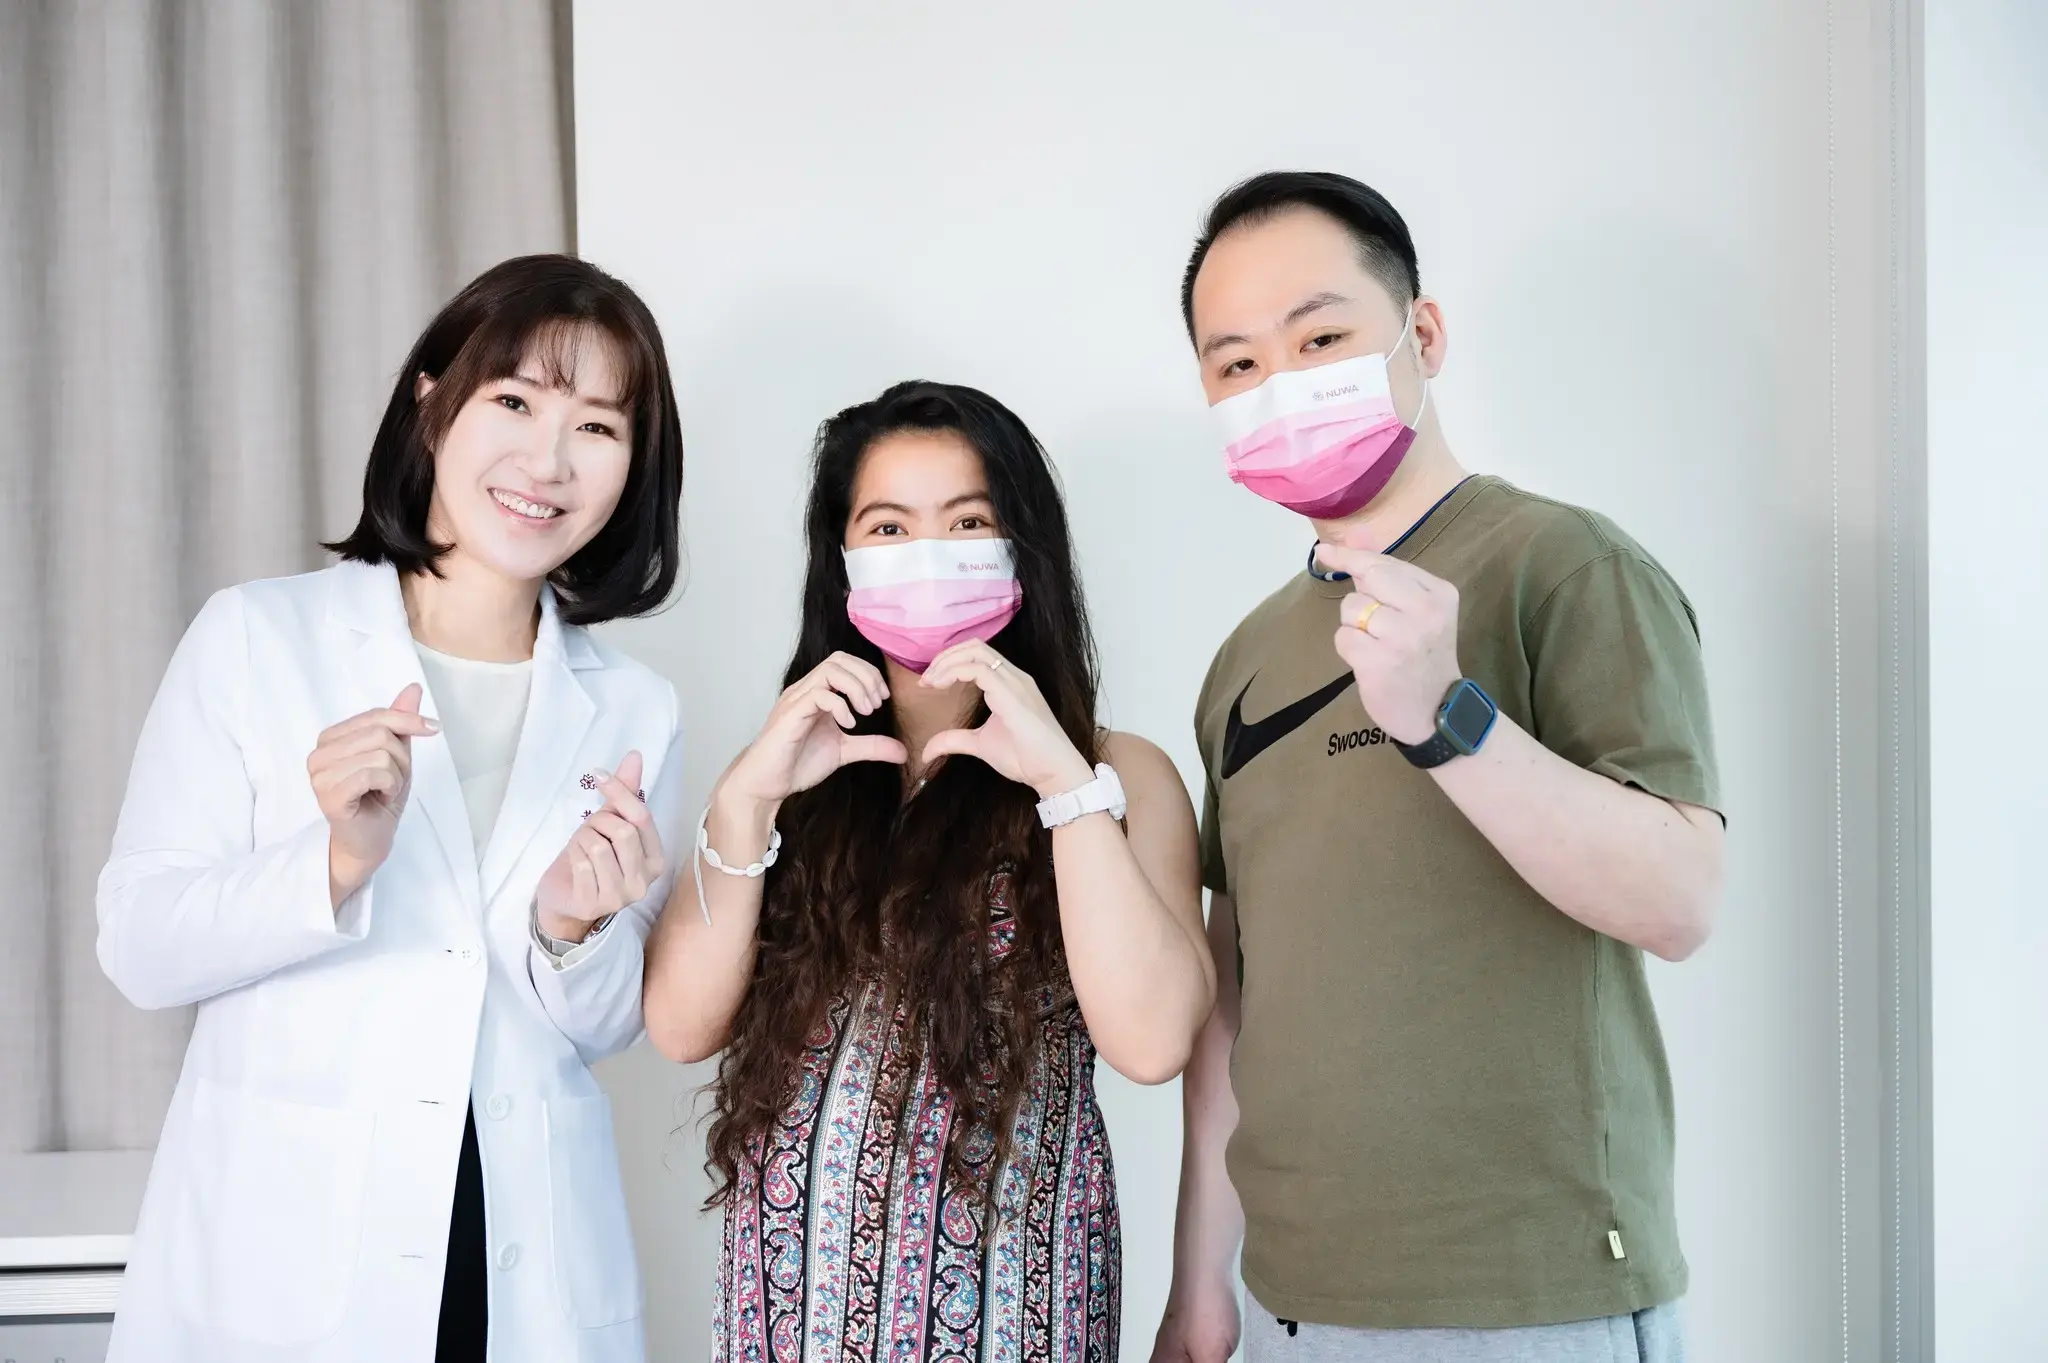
[1197,330,1250,360]
[504,372,627,415]
[1196,292,1356,360]
[851,491,994,522]
[1284,291,1355,325]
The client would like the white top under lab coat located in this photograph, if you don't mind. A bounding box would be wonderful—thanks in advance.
[96,559,684,1363]
[411,642,599,968]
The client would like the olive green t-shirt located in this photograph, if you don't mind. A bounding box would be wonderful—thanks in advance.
[1195,475,1720,1330]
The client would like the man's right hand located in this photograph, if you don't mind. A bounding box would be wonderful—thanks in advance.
[1149,1280,1241,1363]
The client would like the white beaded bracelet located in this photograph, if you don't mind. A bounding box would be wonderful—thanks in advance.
[691,804,782,925]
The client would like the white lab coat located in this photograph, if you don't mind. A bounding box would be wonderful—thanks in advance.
[96,559,683,1363]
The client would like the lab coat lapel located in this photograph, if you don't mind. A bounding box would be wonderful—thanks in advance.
[478,585,597,906]
[325,560,481,907]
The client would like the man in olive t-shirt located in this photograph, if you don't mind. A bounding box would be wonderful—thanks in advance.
[1151,174,1723,1363]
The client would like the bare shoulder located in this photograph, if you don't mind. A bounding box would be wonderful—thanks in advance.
[1100,733,1200,896]
[1102,731,1192,808]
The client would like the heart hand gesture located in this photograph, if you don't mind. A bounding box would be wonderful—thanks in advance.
[309,683,438,902]
[535,750,665,941]
[1314,529,1463,746]
[720,652,909,808]
[918,641,1093,798]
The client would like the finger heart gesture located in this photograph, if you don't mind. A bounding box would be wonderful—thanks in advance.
[535,749,665,939]
[308,682,439,894]
[1313,536,1464,746]
[917,641,1093,798]
[721,651,911,807]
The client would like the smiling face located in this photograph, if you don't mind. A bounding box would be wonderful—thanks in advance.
[418,323,635,589]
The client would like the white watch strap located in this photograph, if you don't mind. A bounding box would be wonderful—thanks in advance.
[1037,763,1127,829]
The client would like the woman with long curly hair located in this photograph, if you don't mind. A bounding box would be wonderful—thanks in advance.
[642,380,1213,1363]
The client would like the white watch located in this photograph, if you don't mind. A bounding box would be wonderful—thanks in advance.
[1036,763,1127,829]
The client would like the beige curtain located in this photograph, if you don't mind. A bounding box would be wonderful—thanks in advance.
[0,0,575,1153]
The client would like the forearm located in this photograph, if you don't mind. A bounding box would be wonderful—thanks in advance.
[642,792,775,1063]
[98,821,371,1011]
[528,923,650,1064]
[1167,884,1244,1305]
[1171,1002,1245,1287]
[529,871,680,1061]
[1054,812,1215,1085]
[1430,715,1721,959]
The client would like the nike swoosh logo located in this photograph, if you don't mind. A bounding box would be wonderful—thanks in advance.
[1221,670,1356,779]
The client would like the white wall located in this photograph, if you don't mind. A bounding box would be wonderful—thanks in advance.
[1925,1,2048,1357]
[574,3,1855,1358]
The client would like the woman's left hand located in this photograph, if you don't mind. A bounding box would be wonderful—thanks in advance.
[919,641,1095,798]
[535,749,665,942]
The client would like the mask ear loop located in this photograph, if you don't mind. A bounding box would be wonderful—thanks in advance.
[1393,301,1430,429]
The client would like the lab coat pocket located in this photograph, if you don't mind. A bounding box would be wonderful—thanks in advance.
[169,1077,375,1345]
[545,1092,644,1328]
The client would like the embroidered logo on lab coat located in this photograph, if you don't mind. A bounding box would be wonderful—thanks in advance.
[577,771,644,821]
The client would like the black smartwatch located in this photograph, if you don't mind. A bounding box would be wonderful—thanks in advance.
[1395,679,1499,770]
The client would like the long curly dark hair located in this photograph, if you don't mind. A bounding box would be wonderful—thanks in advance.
[703,380,1101,1207]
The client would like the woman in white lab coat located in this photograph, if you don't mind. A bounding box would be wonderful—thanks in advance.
[96,254,686,1363]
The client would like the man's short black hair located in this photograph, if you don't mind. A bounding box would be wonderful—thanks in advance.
[1181,171,1421,345]
[326,254,684,626]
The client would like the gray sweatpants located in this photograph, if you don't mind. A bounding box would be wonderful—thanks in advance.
[1243,1300,1685,1363]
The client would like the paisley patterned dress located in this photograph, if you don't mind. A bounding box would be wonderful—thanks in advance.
[713,873,1121,1363]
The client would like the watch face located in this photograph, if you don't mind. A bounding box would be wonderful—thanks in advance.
[1441,680,1498,753]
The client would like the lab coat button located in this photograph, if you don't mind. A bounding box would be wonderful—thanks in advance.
[486,1093,512,1120]
[458,947,479,964]
[496,1243,520,1270]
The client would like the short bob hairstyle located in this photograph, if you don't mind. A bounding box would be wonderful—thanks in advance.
[326,254,684,626]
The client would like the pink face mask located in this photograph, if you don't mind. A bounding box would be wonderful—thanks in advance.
[843,536,1023,673]
[1211,305,1429,520]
